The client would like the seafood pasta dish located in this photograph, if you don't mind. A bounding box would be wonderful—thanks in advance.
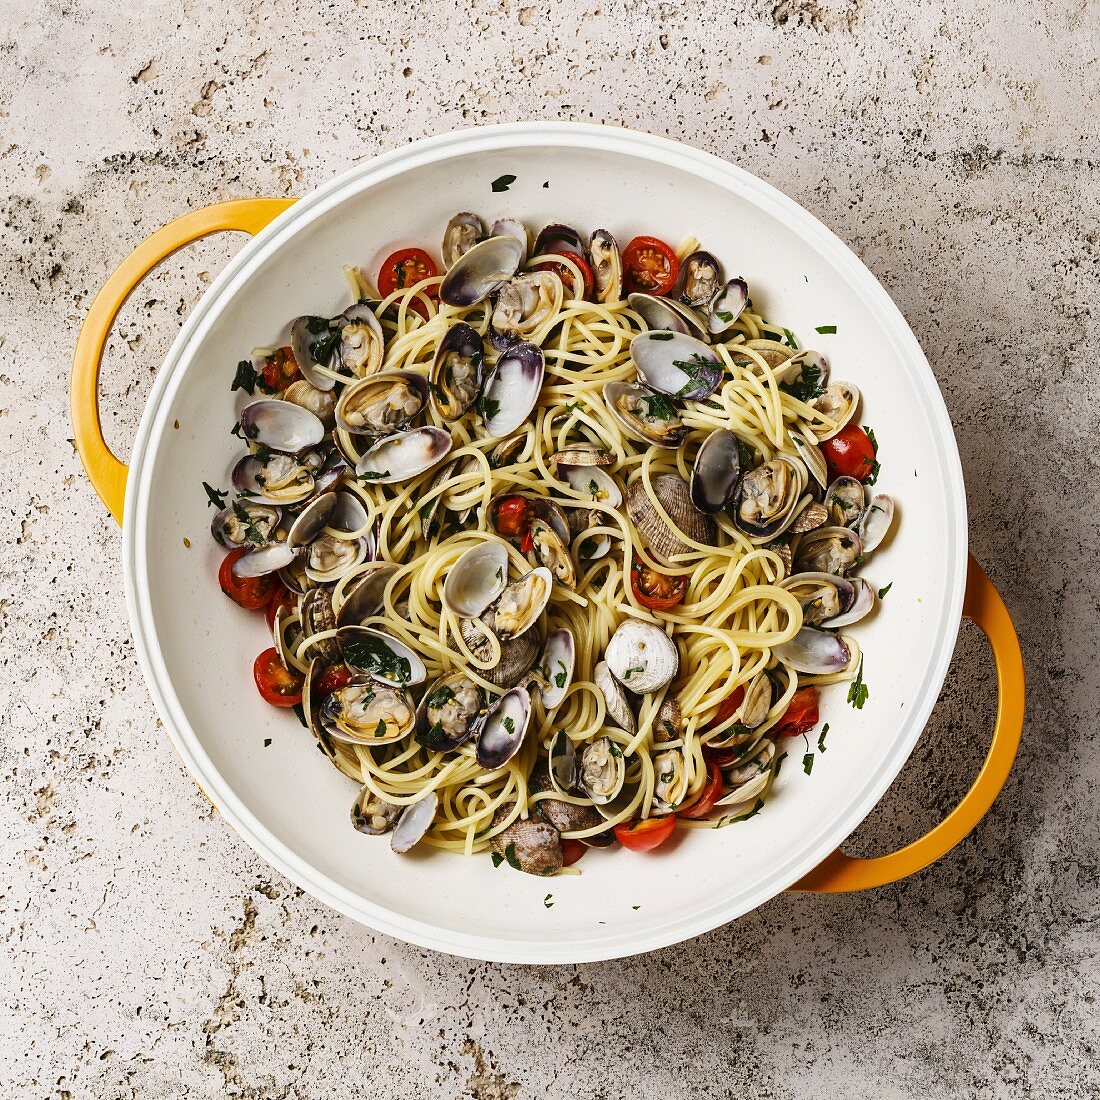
[205,211,894,876]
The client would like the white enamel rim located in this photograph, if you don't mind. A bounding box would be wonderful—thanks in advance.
[123,123,967,963]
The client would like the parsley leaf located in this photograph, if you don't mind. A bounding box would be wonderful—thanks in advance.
[543,893,554,908]
[716,798,765,827]
[779,363,825,403]
[878,582,893,599]
[203,482,229,509]
[622,665,643,681]
[263,737,272,747]
[504,842,522,870]
[425,685,455,710]
[672,352,720,397]
[817,722,830,753]
[358,469,390,482]
[774,750,789,778]
[847,657,869,710]
[502,716,515,735]
[803,752,815,775]
[782,328,799,350]
[815,324,837,335]
[648,331,675,341]
[554,661,568,689]
[415,725,453,752]
[476,395,501,421]
[231,359,258,394]
[342,636,412,684]
[491,851,504,868]
[714,309,734,323]
[641,392,677,422]
[491,174,517,193]
[862,425,881,485]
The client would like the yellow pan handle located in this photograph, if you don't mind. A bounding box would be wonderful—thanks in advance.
[70,198,297,525]
[792,554,1024,891]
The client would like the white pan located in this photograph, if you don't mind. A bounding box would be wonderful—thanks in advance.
[71,123,1024,963]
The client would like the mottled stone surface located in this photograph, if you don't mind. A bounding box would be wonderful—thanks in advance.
[1,0,1097,1095]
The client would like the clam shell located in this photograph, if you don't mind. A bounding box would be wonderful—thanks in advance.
[706,277,749,336]
[415,670,485,752]
[790,429,829,489]
[605,619,679,694]
[774,627,851,674]
[487,566,553,640]
[328,490,369,534]
[304,534,368,584]
[441,212,484,269]
[550,443,614,468]
[675,250,722,308]
[690,429,743,514]
[232,452,314,506]
[825,477,866,527]
[857,494,894,553]
[490,807,562,875]
[283,380,336,428]
[459,618,539,689]
[628,292,709,340]
[548,729,577,795]
[211,501,281,549]
[714,740,776,806]
[476,686,532,769]
[299,588,339,661]
[533,223,585,257]
[588,229,622,303]
[336,562,400,627]
[334,303,385,378]
[231,542,298,578]
[605,381,685,449]
[443,542,510,619]
[350,786,402,836]
[654,695,683,743]
[439,235,524,307]
[812,381,861,441]
[824,578,875,628]
[631,331,723,400]
[732,456,806,540]
[626,474,716,561]
[489,218,529,263]
[479,341,545,439]
[355,427,453,484]
[290,315,338,392]
[429,322,485,420]
[390,792,439,854]
[337,625,427,687]
[593,661,635,734]
[335,370,428,437]
[579,736,626,805]
[793,525,863,577]
[286,492,337,548]
[560,465,622,510]
[780,571,857,627]
[536,628,575,710]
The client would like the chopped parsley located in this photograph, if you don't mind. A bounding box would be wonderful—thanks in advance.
[491,851,504,868]
[230,420,245,439]
[774,750,789,778]
[291,703,307,728]
[622,666,644,681]
[425,685,455,710]
[779,362,825,403]
[543,893,554,908]
[491,173,517,193]
[817,722,830,753]
[608,742,623,758]
[878,582,893,599]
[542,180,549,188]
[648,331,675,341]
[263,737,272,748]
[203,482,228,509]
[476,395,501,421]
[554,661,568,689]
[862,425,881,485]
[502,716,515,735]
[803,752,815,775]
[641,392,677,422]
[358,469,389,482]
[782,328,799,350]
[672,352,719,397]
[716,798,764,827]
[342,635,412,683]
[231,501,266,546]
[504,842,522,870]
[415,725,453,752]
[588,479,599,498]
[714,308,734,323]
[231,359,258,394]
[815,324,837,335]
[847,657,869,710]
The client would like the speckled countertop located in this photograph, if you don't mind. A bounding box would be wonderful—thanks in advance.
[2,0,1097,1096]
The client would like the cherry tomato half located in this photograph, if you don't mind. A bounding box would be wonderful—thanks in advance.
[532,250,595,300]
[492,495,530,539]
[316,662,353,697]
[677,761,724,820]
[615,815,677,852]
[705,685,745,732]
[378,247,438,296]
[264,585,296,631]
[622,235,680,296]
[260,346,300,393]
[821,424,877,482]
[773,686,820,737]
[561,839,588,867]
[630,561,688,611]
[253,647,305,708]
[219,549,279,610]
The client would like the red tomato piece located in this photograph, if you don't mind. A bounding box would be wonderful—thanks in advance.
[821,425,877,482]
[316,662,352,697]
[705,685,745,731]
[677,761,724,820]
[377,246,440,321]
[253,648,304,708]
[621,235,680,296]
[219,549,279,610]
[264,585,296,631]
[773,686,820,736]
[492,495,529,538]
[614,815,677,852]
[630,561,688,611]
[532,250,595,300]
[260,346,300,393]
[560,839,587,867]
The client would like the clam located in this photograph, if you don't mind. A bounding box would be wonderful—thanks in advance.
[442,212,484,268]
[824,477,866,527]
[336,370,428,437]
[305,534,368,584]
[774,349,829,394]
[491,271,563,338]
[628,292,709,341]
[531,765,606,834]
[588,229,622,303]
[299,588,339,661]
[548,728,576,794]
[231,542,298,578]
[774,627,852,674]
[487,567,552,640]
[550,443,614,469]
[605,619,679,694]
[630,331,723,400]
[654,695,683,743]
[429,322,485,420]
[290,315,339,392]
[793,526,862,577]
[529,514,576,588]
[490,806,562,875]
[791,429,829,489]
[652,749,687,812]
[714,740,776,806]
[391,791,438,854]
[812,382,861,441]
[780,572,857,627]
[443,541,510,619]
[286,492,336,548]
[439,235,524,307]
[732,457,805,540]
[415,671,485,752]
[857,493,894,553]
[355,426,453,484]
[739,671,774,728]
[338,625,426,687]
[605,382,685,449]
[706,277,749,336]
[350,786,402,836]
[790,500,829,534]
[490,218,529,263]
[320,678,416,745]
[232,452,315,506]
[675,250,722,308]
[533,223,584,257]
[334,303,385,377]
[328,490,369,534]
[478,341,544,439]
[283,379,337,428]
[476,686,532,769]
[824,578,875,628]
[626,474,716,560]
[488,435,526,468]
[579,736,626,805]
[239,399,325,454]
[536,628,575,710]
[336,561,400,627]
[211,500,281,549]
[690,428,743,514]
[730,340,794,372]
[594,660,635,734]
[560,465,621,509]
[459,617,539,689]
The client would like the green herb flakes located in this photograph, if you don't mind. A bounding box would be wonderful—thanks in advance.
[502,716,515,735]
[648,331,675,341]
[263,737,272,748]
[554,661,568,689]
[774,750,789,778]
[476,395,501,421]
[878,582,893,599]
[623,665,643,681]
[543,893,554,908]
[803,752,815,775]
[491,851,504,868]
[203,482,228,510]
[815,325,837,335]
[817,723,830,753]
[491,174,517,193]
[504,842,522,870]
[847,657,869,710]
[231,359,258,395]
[716,798,764,828]
[782,328,799,350]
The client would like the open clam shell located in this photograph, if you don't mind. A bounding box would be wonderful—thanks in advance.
[232,452,315,506]
[790,429,829,489]
[439,235,524,307]
[304,534,368,584]
[231,541,298,578]
[476,686,533,770]
[706,277,749,336]
[442,212,484,268]
[588,229,622,303]
[536,628,575,710]
[533,222,584,257]
[605,618,679,694]
[490,218,529,263]
[732,456,806,540]
[286,492,337,548]
[674,250,722,308]
[336,561,400,627]
[690,428,743,514]
[488,567,553,641]
[594,661,635,734]
[491,271,563,337]
[333,303,385,378]
[459,617,539,689]
[626,473,716,560]
[579,736,626,805]
[391,791,439,854]
[335,370,428,437]
[337,625,427,687]
[780,571,857,627]
[824,477,866,527]
[429,322,485,420]
[415,671,486,753]
[320,678,417,746]
[628,292,709,341]
[630,331,723,400]
[548,729,577,795]
[443,541,510,619]
[823,578,875,628]
[774,626,851,674]
[605,381,685,449]
[857,493,894,553]
[350,786,402,836]
[529,506,576,588]
[239,399,325,454]
[211,501,281,549]
[793,525,862,577]
[812,381,861,441]
[355,427,453,484]
[479,341,544,439]
[290,315,339,392]
[714,739,776,807]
